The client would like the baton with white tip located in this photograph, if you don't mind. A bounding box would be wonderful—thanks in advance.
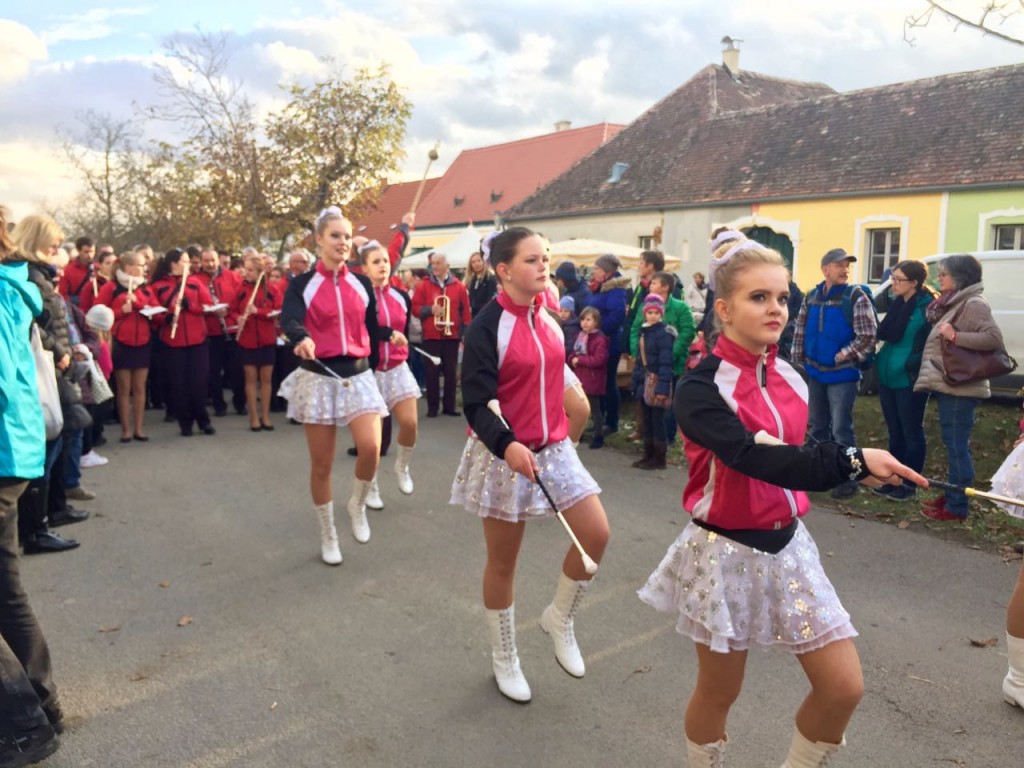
[412,346,442,366]
[487,399,599,575]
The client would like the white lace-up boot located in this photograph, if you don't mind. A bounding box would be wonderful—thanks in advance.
[539,572,590,678]
[686,735,728,768]
[780,729,844,768]
[1004,632,1024,708]
[365,475,384,510]
[314,501,342,565]
[485,605,531,703]
[347,479,372,543]
[394,444,414,495]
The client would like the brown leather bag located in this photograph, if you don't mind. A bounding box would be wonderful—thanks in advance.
[934,301,1017,386]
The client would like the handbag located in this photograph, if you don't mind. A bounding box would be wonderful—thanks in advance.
[938,338,1017,386]
[31,324,64,440]
[88,359,114,404]
[935,300,1018,386]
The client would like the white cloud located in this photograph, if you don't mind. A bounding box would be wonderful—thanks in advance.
[0,19,47,86]
[254,41,328,81]
[0,141,80,222]
[41,6,152,45]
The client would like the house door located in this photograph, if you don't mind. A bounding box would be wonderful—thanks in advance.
[744,226,794,272]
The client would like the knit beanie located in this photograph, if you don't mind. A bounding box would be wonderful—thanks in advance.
[642,293,665,317]
[594,254,620,274]
[559,296,575,313]
[555,261,578,283]
[85,304,114,331]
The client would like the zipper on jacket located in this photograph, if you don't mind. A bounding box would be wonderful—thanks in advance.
[378,286,391,369]
[756,351,799,519]
[527,306,549,446]
[334,272,348,356]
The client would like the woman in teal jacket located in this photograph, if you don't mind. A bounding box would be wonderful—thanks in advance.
[873,260,934,502]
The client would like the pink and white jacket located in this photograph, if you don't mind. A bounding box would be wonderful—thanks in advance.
[462,291,568,456]
[374,284,411,371]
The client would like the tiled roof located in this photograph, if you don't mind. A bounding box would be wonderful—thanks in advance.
[508,63,1024,218]
[413,122,624,227]
[352,178,441,245]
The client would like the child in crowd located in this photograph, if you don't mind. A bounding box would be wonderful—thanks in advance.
[559,296,581,361]
[634,294,676,469]
[569,306,609,449]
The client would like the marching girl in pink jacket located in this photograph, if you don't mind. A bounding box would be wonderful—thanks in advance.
[639,241,924,768]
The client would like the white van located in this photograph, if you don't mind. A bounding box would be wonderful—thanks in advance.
[921,251,1023,396]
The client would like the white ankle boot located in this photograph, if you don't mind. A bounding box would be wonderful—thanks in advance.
[1004,632,1024,708]
[365,475,384,510]
[485,605,531,703]
[394,444,414,495]
[539,572,590,678]
[780,728,844,768]
[314,501,342,565]
[686,735,727,768]
[347,479,372,543]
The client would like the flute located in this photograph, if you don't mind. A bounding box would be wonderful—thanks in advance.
[235,271,265,341]
[169,257,190,339]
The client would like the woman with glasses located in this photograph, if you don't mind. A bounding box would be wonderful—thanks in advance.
[871,261,935,502]
[914,255,1006,521]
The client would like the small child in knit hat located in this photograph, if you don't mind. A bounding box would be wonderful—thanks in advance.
[634,293,677,469]
[559,295,581,360]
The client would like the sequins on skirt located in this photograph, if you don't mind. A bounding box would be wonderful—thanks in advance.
[374,362,421,410]
[638,520,857,655]
[564,363,581,392]
[450,436,601,523]
[279,368,387,426]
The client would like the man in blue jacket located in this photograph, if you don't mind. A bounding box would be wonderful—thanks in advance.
[791,248,877,498]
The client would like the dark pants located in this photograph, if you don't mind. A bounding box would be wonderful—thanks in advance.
[0,479,58,726]
[422,339,459,415]
[603,352,621,432]
[148,339,167,411]
[165,342,211,431]
[408,345,426,388]
[641,402,667,442]
[272,343,298,413]
[208,336,245,413]
[878,385,929,481]
[935,392,980,517]
[587,395,604,436]
[17,439,62,544]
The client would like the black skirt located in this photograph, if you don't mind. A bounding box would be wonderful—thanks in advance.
[112,341,151,371]
[239,345,276,367]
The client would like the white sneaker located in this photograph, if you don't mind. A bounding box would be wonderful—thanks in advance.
[80,450,109,468]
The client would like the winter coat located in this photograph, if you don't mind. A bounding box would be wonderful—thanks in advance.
[97,280,160,347]
[875,291,933,390]
[25,262,71,364]
[411,273,471,341]
[584,274,629,358]
[232,278,282,350]
[562,316,581,360]
[638,321,676,398]
[466,273,498,317]
[571,330,609,397]
[914,283,1004,399]
[629,296,696,376]
[0,261,46,480]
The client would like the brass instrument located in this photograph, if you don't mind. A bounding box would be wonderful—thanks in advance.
[433,294,453,336]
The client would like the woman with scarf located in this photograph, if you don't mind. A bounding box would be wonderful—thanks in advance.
[96,250,160,442]
[871,261,935,502]
[914,254,1006,521]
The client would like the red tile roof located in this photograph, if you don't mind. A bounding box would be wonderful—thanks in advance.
[509,63,1024,219]
[413,123,624,228]
[351,178,441,245]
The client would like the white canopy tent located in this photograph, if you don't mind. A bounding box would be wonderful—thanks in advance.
[547,238,681,270]
[397,224,483,271]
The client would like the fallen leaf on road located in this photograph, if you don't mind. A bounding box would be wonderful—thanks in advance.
[177,615,193,627]
[130,671,147,682]
[898,520,910,530]
[98,625,121,633]
[968,637,998,648]
[907,674,935,684]
[158,581,170,588]
[270,702,278,711]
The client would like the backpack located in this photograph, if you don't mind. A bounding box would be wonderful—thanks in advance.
[837,284,878,371]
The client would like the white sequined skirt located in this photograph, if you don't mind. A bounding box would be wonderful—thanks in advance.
[450,436,601,523]
[279,368,387,426]
[638,520,857,655]
[564,363,581,392]
[374,362,421,410]
[992,442,1024,519]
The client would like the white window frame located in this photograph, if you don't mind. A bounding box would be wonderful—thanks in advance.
[638,235,655,251]
[994,223,1024,250]
[865,228,901,283]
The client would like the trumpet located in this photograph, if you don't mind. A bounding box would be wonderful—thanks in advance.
[433,294,453,336]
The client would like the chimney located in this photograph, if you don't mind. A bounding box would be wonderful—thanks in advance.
[721,35,741,74]
[554,120,572,132]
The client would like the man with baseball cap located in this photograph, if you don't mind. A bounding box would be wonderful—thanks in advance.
[791,248,878,499]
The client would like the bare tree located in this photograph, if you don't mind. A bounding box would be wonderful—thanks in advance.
[905,1,1024,47]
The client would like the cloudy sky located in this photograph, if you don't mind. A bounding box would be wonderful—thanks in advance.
[2,0,1022,223]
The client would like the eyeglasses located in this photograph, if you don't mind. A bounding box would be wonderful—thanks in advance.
[937,271,949,278]
[890,276,912,284]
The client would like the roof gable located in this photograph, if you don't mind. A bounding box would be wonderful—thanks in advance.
[353,178,441,245]
[413,122,623,227]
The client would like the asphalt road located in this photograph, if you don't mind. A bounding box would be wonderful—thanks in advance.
[19,407,1024,767]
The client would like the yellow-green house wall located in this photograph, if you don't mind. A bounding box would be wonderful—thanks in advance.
[722,193,944,291]
[944,189,1024,252]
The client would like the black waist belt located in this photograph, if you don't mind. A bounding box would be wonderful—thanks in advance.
[691,517,797,555]
[300,356,369,378]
